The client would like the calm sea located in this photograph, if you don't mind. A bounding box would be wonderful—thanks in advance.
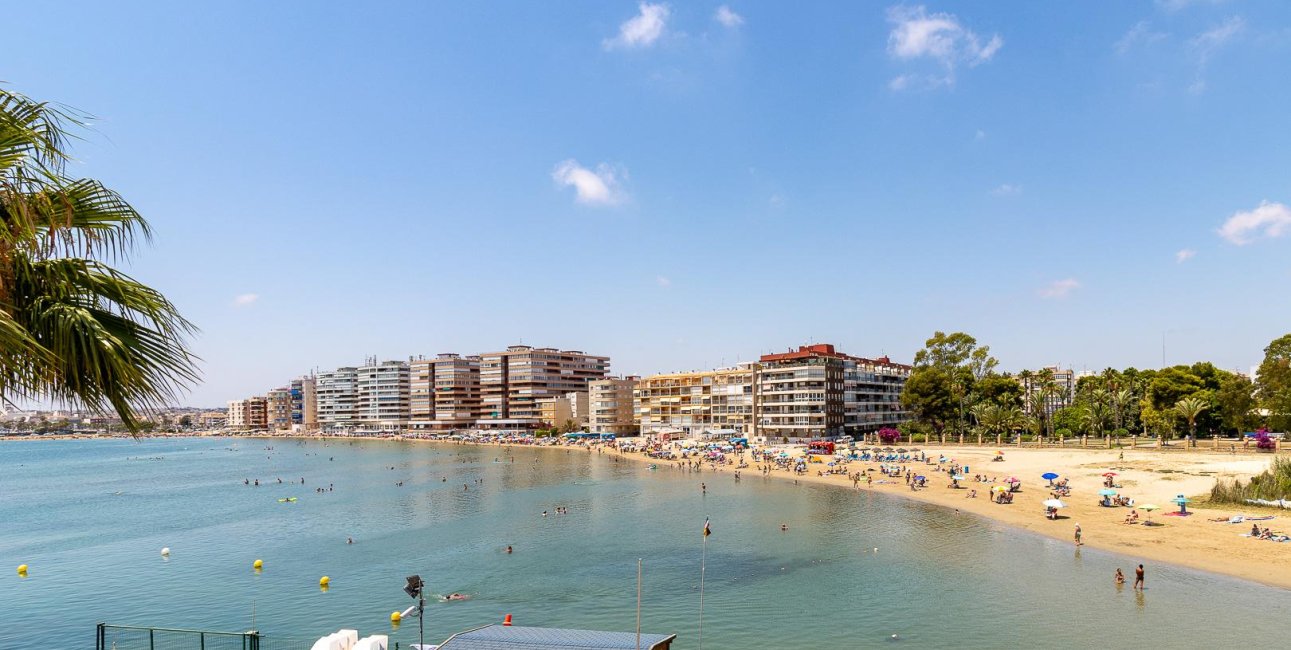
[1,437,1287,648]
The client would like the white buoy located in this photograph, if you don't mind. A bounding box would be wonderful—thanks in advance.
[160,547,170,557]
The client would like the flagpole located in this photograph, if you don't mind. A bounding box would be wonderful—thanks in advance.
[636,558,643,650]
[698,528,707,650]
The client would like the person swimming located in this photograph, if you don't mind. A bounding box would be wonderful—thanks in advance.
[1115,568,1125,584]
[441,593,469,601]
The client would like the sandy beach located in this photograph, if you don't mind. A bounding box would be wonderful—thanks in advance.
[604,443,1291,590]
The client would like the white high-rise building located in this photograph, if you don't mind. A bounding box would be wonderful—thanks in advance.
[317,367,358,432]
[355,358,410,431]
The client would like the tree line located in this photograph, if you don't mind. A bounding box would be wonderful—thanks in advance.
[899,331,1291,441]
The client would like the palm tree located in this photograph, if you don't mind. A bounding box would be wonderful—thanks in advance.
[1083,401,1110,437]
[0,88,197,430]
[1110,388,1134,432]
[1174,397,1208,443]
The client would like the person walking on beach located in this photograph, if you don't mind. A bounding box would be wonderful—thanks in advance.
[1134,564,1145,590]
[1074,523,1082,546]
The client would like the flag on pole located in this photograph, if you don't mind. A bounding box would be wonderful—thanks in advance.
[703,517,712,537]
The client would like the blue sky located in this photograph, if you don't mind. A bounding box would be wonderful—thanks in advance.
[5,1,1291,407]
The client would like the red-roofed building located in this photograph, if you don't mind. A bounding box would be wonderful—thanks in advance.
[757,344,911,442]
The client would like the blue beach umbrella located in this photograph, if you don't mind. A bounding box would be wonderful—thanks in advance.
[1099,488,1118,496]
[1042,472,1059,480]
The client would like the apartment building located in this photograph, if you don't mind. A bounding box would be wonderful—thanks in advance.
[635,366,756,439]
[757,344,910,441]
[266,387,293,432]
[538,391,589,429]
[410,353,483,431]
[1019,366,1076,418]
[477,345,610,429]
[226,396,268,431]
[355,359,410,431]
[634,344,911,442]
[289,376,318,433]
[589,376,640,436]
[316,367,359,432]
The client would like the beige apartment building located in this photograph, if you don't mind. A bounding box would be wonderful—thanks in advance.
[477,345,610,430]
[226,396,268,431]
[634,344,911,442]
[1019,365,1077,418]
[589,376,640,436]
[410,353,483,431]
[635,366,756,439]
[266,387,293,432]
[538,391,589,429]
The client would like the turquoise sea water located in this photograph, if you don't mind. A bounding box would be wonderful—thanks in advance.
[2,437,1288,648]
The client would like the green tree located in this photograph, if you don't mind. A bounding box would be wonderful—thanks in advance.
[900,366,956,436]
[1052,406,1084,436]
[972,373,1023,409]
[1173,396,1207,441]
[910,332,996,437]
[0,89,198,430]
[1256,333,1291,432]
[1216,374,1257,435]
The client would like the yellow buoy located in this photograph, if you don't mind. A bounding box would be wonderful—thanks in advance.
[319,575,330,587]
[390,611,401,623]
[253,559,263,570]
[17,564,28,575]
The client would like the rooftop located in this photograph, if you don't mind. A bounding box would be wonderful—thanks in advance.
[437,625,675,650]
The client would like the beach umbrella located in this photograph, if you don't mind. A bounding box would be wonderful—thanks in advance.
[1043,499,1066,508]
[991,485,1008,492]
[896,448,908,453]
[1102,472,1117,477]
[1042,472,1059,485]
[1005,477,1019,483]
[1171,496,1191,504]
[1098,488,1118,496]
[951,475,966,481]
[1173,495,1192,514]
[910,448,921,452]
[1141,504,1159,524]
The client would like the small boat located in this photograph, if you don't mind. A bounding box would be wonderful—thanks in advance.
[278,497,298,503]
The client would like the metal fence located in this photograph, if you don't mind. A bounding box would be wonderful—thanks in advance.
[96,624,322,650]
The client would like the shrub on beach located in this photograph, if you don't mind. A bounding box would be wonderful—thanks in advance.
[1210,456,1291,505]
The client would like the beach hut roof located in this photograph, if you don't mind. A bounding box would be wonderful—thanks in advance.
[437,624,676,650]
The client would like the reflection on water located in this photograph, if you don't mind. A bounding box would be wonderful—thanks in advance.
[1,438,1287,649]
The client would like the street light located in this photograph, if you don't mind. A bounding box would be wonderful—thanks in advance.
[404,575,426,650]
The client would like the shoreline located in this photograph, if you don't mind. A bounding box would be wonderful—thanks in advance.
[13,432,1290,590]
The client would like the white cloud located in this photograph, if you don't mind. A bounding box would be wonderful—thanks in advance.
[551,159,627,206]
[1189,15,1244,92]
[232,293,259,307]
[1038,278,1080,299]
[714,5,743,28]
[656,275,671,288]
[1175,248,1196,263]
[886,5,1002,89]
[974,129,986,141]
[990,183,1021,197]
[769,192,786,208]
[1115,21,1165,54]
[1217,201,1291,245]
[604,2,670,50]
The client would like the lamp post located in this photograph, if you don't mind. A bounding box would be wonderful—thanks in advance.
[405,574,425,650]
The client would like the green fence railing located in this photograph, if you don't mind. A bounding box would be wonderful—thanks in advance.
[95,623,334,650]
